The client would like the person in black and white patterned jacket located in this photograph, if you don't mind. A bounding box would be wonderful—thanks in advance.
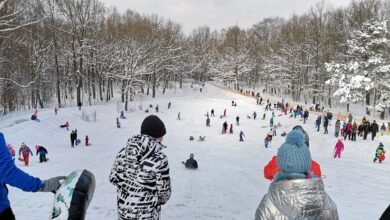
[110,115,171,220]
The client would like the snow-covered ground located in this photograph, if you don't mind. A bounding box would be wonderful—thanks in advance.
[3,84,390,220]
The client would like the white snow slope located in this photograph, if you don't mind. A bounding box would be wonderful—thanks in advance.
[2,84,390,220]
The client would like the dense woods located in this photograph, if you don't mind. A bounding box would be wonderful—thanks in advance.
[0,0,389,118]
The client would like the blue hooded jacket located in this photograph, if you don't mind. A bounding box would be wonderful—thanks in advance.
[0,133,44,213]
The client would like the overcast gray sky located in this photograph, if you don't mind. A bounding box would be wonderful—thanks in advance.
[100,0,351,34]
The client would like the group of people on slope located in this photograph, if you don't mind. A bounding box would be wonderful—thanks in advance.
[6,143,49,166]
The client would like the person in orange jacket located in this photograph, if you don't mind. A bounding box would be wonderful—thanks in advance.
[263,125,322,180]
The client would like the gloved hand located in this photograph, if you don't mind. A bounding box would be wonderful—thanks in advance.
[39,176,67,193]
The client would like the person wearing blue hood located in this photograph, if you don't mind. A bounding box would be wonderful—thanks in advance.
[0,133,66,220]
[255,130,338,219]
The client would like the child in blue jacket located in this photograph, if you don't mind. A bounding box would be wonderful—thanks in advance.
[0,133,65,219]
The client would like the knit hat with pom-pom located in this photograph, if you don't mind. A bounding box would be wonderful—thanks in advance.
[277,130,311,174]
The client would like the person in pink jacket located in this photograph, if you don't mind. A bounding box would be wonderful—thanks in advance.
[334,139,344,158]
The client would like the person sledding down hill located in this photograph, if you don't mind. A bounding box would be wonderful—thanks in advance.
[263,125,322,180]
[60,121,69,130]
[373,143,386,163]
[182,153,198,169]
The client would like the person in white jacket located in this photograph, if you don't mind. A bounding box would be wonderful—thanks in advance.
[255,130,338,220]
[110,115,171,220]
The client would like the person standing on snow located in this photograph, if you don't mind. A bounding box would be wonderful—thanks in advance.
[380,123,386,136]
[253,111,257,120]
[264,136,271,148]
[70,130,76,147]
[229,124,233,134]
[168,102,171,109]
[315,116,321,132]
[236,116,240,126]
[323,116,329,134]
[223,108,227,117]
[351,122,357,141]
[239,131,245,142]
[211,109,215,117]
[272,125,277,136]
[0,133,66,220]
[116,117,121,128]
[263,125,322,181]
[18,143,33,166]
[177,112,181,120]
[303,110,309,124]
[206,117,210,127]
[255,130,338,220]
[371,120,379,141]
[270,117,274,128]
[110,115,171,220]
[334,119,341,137]
[334,139,344,159]
[35,145,48,163]
[222,121,228,134]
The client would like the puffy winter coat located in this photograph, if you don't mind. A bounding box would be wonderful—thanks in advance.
[109,134,171,220]
[184,158,198,169]
[36,146,48,155]
[255,178,339,220]
[19,145,32,156]
[371,122,379,134]
[263,156,322,180]
[0,133,44,213]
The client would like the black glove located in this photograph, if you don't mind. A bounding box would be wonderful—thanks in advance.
[39,176,67,193]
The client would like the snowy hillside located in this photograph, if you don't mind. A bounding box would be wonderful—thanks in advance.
[3,84,389,220]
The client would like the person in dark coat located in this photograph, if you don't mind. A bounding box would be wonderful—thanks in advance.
[323,117,329,134]
[315,116,321,132]
[363,121,369,140]
[77,102,82,110]
[303,110,309,124]
[35,145,48,163]
[371,120,379,140]
[236,116,240,126]
[70,130,76,147]
[222,121,228,134]
[206,117,210,127]
[211,109,215,117]
[116,117,121,128]
[182,153,198,169]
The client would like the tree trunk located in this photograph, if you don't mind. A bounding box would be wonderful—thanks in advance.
[366,91,370,115]
[152,68,156,98]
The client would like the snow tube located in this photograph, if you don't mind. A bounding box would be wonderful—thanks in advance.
[51,169,96,220]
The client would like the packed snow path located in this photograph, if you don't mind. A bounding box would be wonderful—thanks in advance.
[3,84,389,219]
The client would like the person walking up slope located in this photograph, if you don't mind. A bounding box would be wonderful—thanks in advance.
[334,139,344,159]
[110,115,171,220]
[255,130,338,220]
[35,145,48,163]
[239,131,245,142]
[18,143,33,166]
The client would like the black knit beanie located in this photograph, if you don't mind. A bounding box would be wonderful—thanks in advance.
[141,115,166,138]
